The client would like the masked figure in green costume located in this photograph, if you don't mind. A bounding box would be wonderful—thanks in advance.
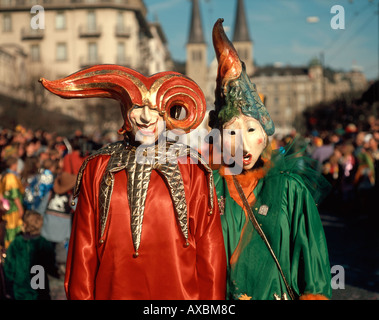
[209,19,332,300]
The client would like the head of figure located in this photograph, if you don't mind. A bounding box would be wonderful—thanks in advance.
[210,19,275,171]
[39,66,206,147]
[223,113,268,171]
[128,105,164,146]
[23,210,43,236]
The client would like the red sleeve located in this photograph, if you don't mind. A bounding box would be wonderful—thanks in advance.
[188,163,226,300]
[64,158,106,300]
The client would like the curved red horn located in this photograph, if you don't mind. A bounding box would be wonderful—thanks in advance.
[39,65,147,131]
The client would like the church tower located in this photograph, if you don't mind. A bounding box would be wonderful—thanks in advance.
[186,0,208,92]
[232,0,254,75]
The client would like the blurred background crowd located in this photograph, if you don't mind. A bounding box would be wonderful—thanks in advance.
[0,126,107,299]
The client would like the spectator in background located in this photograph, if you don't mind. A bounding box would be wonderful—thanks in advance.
[21,156,40,210]
[339,142,358,215]
[3,210,57,300]
[311,134,337,170]
[23,158,58,213]
[323,148,343,187]
[62,136,86,175]
[0,156,25,249]
[354,131,366,157]
[354,134,378,217]
[24,138,40,158]
[41,170,77,278]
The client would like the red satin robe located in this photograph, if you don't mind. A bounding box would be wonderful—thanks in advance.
[64,154,226,300]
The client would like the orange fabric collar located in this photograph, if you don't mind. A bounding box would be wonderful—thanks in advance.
[219,159,270,208]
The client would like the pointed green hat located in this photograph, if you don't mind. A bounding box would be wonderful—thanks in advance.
[212,18,275,136]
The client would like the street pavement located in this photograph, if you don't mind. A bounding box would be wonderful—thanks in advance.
[320,209,379,300]
[48,210,379,301]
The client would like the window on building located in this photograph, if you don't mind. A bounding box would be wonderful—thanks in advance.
[30,44,40,62]
[117,42,125,64]
[117,11,124,31]
[192,50,202,62]
[87,10,96,32]
[3,14,12,32]
[239,48,249,61]
[56,43,67,61]
[1,0,12,6]
[88,42,98,63]
[56,11,66,30]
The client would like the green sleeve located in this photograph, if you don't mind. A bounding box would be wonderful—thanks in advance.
[285,175,332,298]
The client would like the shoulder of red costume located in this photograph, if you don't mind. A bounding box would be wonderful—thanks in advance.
[176,146,214,176]
[73,141,126,197]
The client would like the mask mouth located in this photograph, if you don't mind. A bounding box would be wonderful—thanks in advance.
[135,121,158,136]
[243,153,253,166]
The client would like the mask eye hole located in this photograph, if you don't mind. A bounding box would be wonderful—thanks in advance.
[228,130,236,136]
[248,128,255,133]
[169,104,188,120]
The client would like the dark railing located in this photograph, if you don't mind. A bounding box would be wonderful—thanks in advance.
[115,25,131,38]
[21,27,44,40]
[78,25,102,38]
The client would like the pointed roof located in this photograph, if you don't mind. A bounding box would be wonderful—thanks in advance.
[188,0,205,44]
[233,0,251,42]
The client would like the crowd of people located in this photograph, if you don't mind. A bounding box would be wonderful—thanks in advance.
[0,112,378,299]
[271,115,379,218]
[0,125,105,299]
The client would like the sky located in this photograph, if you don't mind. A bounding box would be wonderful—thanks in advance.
[144,0,379,81]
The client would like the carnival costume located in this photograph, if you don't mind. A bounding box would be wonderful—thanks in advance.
[210,19,332,300]
[40,65,226,300]
[0,169,24,249]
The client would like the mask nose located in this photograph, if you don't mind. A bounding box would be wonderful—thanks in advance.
[140,106,152,124]
[242,133,250,155]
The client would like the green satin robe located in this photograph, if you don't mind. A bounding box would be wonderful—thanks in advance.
[214,167,332,300]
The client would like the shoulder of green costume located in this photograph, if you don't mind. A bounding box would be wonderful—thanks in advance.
[265,162,331,205]
[266,169,307,187]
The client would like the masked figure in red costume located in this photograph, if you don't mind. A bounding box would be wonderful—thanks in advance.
[40,65,226,300]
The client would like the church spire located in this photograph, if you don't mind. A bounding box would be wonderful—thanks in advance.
[188,0,205,44]
[233,0,251,42]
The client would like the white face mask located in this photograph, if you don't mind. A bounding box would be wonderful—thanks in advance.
[223,114,267,171]
[128,105,165,145]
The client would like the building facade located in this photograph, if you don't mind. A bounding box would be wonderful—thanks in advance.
[0,0,173,134]
[186,0,368,135]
